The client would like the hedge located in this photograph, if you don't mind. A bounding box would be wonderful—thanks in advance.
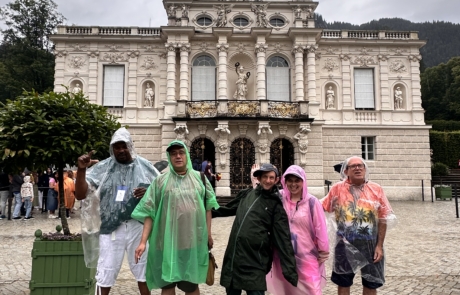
[429,130,460,168]
[427,120,460,131]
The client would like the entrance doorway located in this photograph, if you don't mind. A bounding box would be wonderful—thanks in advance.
[270,138,294,176]
[230,138,255,195]
[189,138,216,171]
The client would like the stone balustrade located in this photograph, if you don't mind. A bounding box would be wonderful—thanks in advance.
[321,29,418,40]
[355,111,377,123]
[57,26,161,36]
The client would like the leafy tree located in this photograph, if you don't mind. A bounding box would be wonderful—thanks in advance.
[0,0,65,101]
[0,0,65,50]
[0,90,121,235]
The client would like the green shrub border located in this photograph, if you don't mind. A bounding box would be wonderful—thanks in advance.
[430,130,460,168]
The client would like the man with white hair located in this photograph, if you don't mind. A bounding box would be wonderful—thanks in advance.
[321,156,395,295]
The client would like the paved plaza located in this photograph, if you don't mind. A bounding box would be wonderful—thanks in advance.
[1,200,460,295]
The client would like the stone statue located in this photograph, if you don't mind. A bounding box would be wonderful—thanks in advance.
[304,6,314,19]
[174,123,189,141]
[72,83,82,94]
[215,124,231,168]
[394,87,403,109]
[251,4,270,28]
[233,62,251,100]
[293,5,302,19]
[214,4,233,27]
[326,86,335,109]
[181,4,189,18]
[167,4,177,18]
[294,125,311,166]
[144,83,154,107]
[257,126,272,164]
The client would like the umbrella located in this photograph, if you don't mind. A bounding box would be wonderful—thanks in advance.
[333,163,343,173]
[154,160,168,172]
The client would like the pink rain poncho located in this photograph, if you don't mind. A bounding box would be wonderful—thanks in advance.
[267,165,329,295]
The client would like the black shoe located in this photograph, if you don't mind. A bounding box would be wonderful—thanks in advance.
[12,216,21,220]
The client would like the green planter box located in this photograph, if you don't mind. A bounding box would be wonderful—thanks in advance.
[29,232,96,295]
[435,186,452,200]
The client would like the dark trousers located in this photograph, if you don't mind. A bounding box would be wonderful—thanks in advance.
[225,288,264,295]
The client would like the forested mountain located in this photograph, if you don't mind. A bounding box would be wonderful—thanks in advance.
[316,16,460,69]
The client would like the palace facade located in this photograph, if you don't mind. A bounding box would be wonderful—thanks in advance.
[50,0,431,199]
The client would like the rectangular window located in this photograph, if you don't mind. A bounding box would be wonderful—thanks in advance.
[192,67,216,101]
[361,136,375,160]
[354,68,375,109]
[266,67,290,101]
[103,65,125,107]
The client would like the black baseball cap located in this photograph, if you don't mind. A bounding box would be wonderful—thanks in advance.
[166,142,185,152]
[284,172,303,180]
[253,163,279,177]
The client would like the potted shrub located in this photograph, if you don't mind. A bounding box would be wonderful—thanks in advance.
[431,162,452,200]
[0,90,121,294]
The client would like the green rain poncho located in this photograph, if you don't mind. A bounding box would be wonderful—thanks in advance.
[131,140,220,290]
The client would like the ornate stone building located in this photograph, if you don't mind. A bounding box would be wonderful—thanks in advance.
[51,0,431,200]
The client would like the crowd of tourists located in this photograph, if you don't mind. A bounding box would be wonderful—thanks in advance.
[0,167,78,221]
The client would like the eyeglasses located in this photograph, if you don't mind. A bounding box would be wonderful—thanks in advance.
[169,151,186,157]
[347,164,365,170]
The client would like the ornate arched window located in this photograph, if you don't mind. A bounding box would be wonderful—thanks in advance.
[192,55,216,101]
[266,56,290,101]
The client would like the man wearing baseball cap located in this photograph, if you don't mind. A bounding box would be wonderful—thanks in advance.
[218,163,298,295]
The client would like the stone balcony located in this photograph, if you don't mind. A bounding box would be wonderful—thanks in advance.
[176,100,310,120]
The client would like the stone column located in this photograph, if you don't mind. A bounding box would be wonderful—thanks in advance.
[165,42,177,102]
[409,54,423,110]
[216,43,229,100]
[127,50,140,106]
[53,50,67,93]
[255,43,268,100]
[292,44,305,101]
[179,43,191,101]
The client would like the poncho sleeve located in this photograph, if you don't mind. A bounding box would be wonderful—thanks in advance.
[131,176,162,223]
[203,175,219,211]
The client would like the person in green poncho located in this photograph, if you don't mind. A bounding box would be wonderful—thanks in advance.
[132,140,219,295]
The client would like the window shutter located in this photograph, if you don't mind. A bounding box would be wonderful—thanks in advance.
[266,67,290,101]
[354,69,375,109]
[192,67,216,101]
[103,66,124,107]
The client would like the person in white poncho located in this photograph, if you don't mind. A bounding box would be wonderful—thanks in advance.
[75,127,159,295]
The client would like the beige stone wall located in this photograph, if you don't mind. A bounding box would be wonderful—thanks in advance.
[321,126,432,200]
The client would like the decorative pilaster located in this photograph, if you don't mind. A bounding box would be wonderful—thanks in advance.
[217,43,229,100]
[86,50,99,103]
[378,54,391,110]
[255,43,268,100]
[339,53,352,109]
[305,45,318,102]
[257,122,272,164]
[408,54,423,110]
[53,50,67,93]
[127,50,140,106]
[179,43,191,101]
[166,42,177,102]
[294,123,311,167]
[292,44,305,101]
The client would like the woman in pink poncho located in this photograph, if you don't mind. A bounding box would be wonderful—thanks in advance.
[265,165,329,295]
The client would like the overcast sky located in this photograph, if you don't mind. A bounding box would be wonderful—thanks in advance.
[0,0,459,28]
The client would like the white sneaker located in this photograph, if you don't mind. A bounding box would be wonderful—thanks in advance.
[48,214,55,219]
[66,216,71,219]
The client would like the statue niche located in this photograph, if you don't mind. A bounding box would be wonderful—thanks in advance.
[394,85,405,110]
[325,84,336,109]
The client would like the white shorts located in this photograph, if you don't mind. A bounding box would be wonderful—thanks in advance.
[95,219,149,287]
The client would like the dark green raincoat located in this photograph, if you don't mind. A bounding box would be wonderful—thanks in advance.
[218,186,298,291]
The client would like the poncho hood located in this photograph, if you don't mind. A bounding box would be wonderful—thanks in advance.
[166,140,192,176]
[281,165,314,205]
[109,127,137,161]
